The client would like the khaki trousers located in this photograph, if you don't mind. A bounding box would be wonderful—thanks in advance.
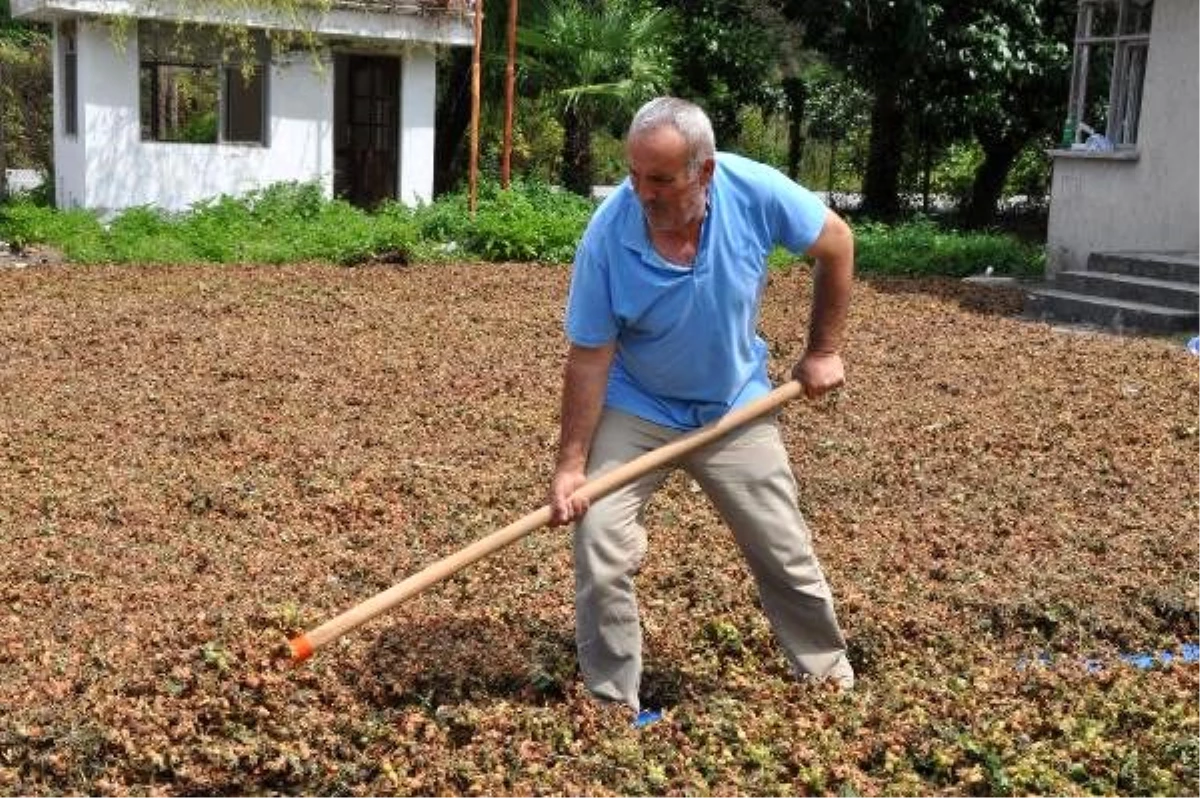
[574,408,853,710]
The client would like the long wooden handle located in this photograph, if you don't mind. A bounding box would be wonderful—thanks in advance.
[288,380,804,661]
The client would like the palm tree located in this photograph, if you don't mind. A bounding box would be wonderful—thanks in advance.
[519,0,677,195]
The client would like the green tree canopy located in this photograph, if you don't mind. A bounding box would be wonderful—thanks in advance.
[518,0,677,194]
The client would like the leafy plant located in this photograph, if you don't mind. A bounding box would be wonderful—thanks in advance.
[1,178,1046,277]
[852,217,1042,277]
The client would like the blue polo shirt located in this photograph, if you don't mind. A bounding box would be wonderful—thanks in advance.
[565,152,829,430]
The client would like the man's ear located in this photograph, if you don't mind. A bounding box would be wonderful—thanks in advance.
[699,157,716,184]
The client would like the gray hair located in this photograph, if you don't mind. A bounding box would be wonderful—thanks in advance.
[628,97,716,175]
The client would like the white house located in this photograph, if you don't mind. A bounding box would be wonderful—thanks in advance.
[1026,0,1198,332]
[10,0,474,213]
[1045,0,1198,277]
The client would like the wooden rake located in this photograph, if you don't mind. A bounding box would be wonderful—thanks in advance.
[289,380,804,662]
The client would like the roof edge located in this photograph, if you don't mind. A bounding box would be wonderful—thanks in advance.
[10,0,475,46]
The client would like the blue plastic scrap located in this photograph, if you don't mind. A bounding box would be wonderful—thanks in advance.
[1018,643,1199,673]
[1119,642,1199,669]
[633,709,664,729]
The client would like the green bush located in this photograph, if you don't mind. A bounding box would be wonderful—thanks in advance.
[1005,143,1053,204]
[853,218,1043,278]
[930,142,983,202]
[0,199,107,259]
[0,180,1043,277]
[420,178,594,264]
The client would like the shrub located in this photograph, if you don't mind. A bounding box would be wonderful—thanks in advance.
[0,180,1042,278]
[419,178,594,264]
[0,199,106,260]
[852,218,1043,278]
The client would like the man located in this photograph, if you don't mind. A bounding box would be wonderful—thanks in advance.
[548,96,855,712]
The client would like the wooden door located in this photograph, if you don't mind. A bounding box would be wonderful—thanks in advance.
[335,55,400,209]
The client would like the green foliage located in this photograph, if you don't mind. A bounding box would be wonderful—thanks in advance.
[2,179,1046,278]
[735,107,788,171]
[663,0,798,144]
[0,0,50,47]
[0,200,105,258]
[1004,141,1053,203]
[0,179,592,266]
[462,180,594,263]
[931,141,984,201]
[518,0,678,192]
[0,35,52,173]
[852,218,1043,278]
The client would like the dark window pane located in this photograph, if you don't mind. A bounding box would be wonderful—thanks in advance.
[141,64,219,143]
[1122,0,1153,35]
[61,22,78,136]
[225,66,265,144]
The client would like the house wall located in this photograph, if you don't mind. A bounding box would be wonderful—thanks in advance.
[1046,0,1199,276]
[398,47,437,206]
[52,22,86,209]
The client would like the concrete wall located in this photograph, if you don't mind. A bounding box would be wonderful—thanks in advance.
[52,21,86,209]
[1046,0,1199,276]
[398,47,438,206]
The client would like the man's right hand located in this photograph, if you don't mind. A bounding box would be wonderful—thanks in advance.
[548,467,590,525]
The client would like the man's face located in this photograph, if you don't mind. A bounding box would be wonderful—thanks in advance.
[627,126,713,233]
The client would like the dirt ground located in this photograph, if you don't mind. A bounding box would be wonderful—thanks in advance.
[0,261,1196,796]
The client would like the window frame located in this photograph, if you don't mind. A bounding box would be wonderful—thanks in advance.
[1061,0,1152,150]
[137,21,270,147]
[61,20,78,137]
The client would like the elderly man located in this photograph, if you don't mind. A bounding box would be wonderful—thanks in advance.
[548,96,856,712]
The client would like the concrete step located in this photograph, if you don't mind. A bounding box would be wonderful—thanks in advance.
[1055,270,1200,311]
[1088,251,1200,282]
[1024,287,1199,334]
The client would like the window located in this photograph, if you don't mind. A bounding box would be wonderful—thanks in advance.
[1061,0,1152,149]
[61,21,78,136]
[138,22,268,145]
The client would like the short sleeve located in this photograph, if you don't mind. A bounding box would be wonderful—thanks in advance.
[762,166,829,254]
[565,238,619,346]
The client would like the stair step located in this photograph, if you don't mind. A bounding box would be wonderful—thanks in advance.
[1088,251,1200,282]
[1056,270,1200,310]
[1025,287,1199,334]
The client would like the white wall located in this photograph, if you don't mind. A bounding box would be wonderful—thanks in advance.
[52,21,87,209]
[398,46,437,205]
[72,22,335,214]
[1046,0,1199,275]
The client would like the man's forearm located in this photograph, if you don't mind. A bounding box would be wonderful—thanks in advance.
[807,255,853,354]
[556,344,614,471]
[805,212,855,355]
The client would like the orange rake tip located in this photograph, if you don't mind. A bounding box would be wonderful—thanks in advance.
[288,634,315,662]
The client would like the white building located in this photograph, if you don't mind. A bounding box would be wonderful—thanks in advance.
[1046,0,1198,277]
[11,0,474,214]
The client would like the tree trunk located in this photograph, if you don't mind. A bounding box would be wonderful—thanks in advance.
[434,47,474,196]
[860,81,906,220]
[962,135,1023,229]
[783,76,806,181]
[560,105,593,197]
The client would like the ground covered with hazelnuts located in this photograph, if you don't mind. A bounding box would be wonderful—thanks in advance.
[1,261,1196,796]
